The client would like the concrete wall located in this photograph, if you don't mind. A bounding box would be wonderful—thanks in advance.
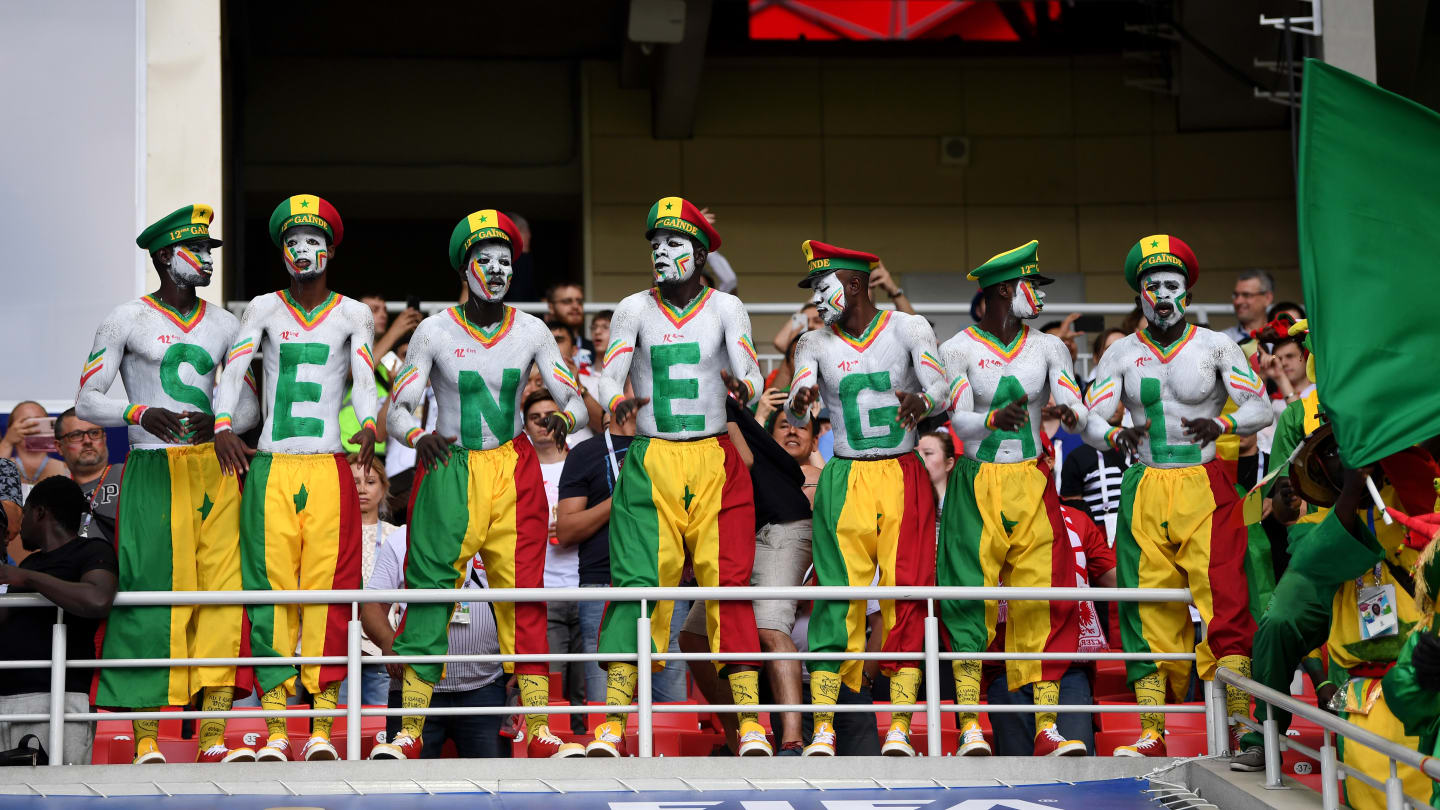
[0,0,142,410]
[584,56,1301,340]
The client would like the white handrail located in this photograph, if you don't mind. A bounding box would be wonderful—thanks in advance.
[0,584,1192,607]
[1216,666,1437,810]
[6,585,1205,765]
[226,299,1233,320]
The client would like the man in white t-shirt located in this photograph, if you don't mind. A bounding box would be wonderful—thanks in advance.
[524,389,585,732]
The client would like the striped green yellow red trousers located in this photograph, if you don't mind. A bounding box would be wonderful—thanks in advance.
[807,452,936,691]
[392,436,550,683]
[1115,459,1253,696]
[939,456,1079,690]
[240,452,360,696]
[598,435,759,669]
[93,444,244,708]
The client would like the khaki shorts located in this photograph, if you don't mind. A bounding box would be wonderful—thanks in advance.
[683,519,812,636]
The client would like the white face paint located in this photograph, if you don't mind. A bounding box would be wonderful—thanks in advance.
[1009,278,1045,320]
[1139,269,1189,330]
[811,272,846,326]
[165,240,213,287]
[650,229,698,284]
[465,241,513,302]
[281,225,330,280]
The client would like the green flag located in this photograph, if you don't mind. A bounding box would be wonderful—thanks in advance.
[1297,59,1440,467]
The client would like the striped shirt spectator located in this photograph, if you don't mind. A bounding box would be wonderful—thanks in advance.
[368,529,501,692]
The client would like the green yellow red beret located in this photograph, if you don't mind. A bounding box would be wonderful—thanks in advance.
[136,204,222,253]
[1125,234,1198,292]
[968,240,1051,289]
[645,196,720,251]
[448,209,523,270]
[797,240,879,288]
[269,194,344,248]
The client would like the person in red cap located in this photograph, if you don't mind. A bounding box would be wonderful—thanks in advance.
[1081,234,1272,757]
[367,209,590,760]
[784,239,949,757]
[212,194,380,762]
[588,196,768,757]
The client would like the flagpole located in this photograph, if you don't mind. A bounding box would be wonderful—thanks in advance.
[1364,475,1394,524]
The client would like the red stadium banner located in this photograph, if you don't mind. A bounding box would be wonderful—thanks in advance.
[748,0,1061,41]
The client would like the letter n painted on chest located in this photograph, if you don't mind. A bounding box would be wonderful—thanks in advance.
[839,371,904,451]
[459,368,521,446]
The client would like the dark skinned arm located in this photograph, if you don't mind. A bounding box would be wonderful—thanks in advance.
[0,564,118,619]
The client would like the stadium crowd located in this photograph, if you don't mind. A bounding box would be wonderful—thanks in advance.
[0,195,1437,810]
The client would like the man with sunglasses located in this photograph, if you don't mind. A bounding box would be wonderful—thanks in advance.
[54,410,119,544]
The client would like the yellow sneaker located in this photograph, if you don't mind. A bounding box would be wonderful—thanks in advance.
[803,721,836,756]
[586,720,626,757]
[1112,729,1166,757]
[737,720,773,756]
[133,737,165,765]
[957,720,992,756]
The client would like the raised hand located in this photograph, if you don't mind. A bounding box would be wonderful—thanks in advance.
[541,413,571,450]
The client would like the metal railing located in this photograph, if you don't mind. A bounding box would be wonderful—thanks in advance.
[1217,666,1439,810]
[0,585,1207,765]
[226,299,1231,322]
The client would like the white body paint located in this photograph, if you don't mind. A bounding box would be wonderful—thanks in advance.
[1010,278,1045,320]
[212,291,377,454]
[282,225,329,281]
[466,242,513,302]
[1139,269,1188,330]
[598,287,763,440]
[77,297,259,449]
[165,241,214,288]
[810,272,847,326]
[387,306,587,450]
[1082,323,1273,468]
[940,326,1087,464]
[650,228,699,284]
[785,310,948,460]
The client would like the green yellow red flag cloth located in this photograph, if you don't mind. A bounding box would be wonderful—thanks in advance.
[1297,59,1440,467]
